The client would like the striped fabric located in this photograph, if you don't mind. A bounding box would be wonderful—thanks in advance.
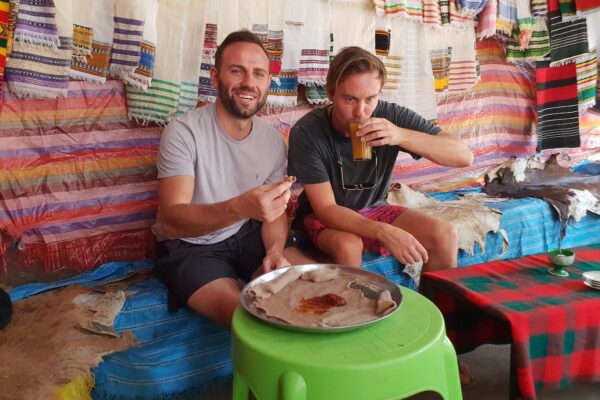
[422,0,442,27]
[0,80,161,273]
[531,0,548,16]
[72,24,92,59]
[197,22,217,103]
[497,0,517,35]
[304,83,327,105]
[429,47,451,94]
[575,50,597,110]
[127,0,187,124]
[122,0,158,91]
[536,59,581,151]
[13,0,59,47]
[476,0,497,39]
[108,0,146,78]
[297,0,330,87]
[4,36,71,97]
[374,0,424,21]
[5,0,17,56]
[376,28,403,94]
[559,0,577,16]
[176,0,205,115]
[506,18,550,63]
[549,17,589,66]
[0,0,8,93]
[455,0,488,17]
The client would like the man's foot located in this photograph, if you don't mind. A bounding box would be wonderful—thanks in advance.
[459,362,474,386]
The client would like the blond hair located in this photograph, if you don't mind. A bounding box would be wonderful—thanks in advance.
[326,47,386,94]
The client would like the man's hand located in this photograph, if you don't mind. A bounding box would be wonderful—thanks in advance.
[236,181,292,223]
[253,250,291,278]
[356,117,405,147]
[379,225,429,266]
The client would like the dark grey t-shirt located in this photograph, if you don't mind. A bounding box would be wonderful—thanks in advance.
[288,100,441,226]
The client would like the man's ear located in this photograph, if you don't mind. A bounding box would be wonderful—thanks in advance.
[326,88,334,102]
[210,67,218,89]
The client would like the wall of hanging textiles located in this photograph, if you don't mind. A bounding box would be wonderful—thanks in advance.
[1,0,600,276]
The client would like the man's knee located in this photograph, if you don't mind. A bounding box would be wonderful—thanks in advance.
[329,233,363,266]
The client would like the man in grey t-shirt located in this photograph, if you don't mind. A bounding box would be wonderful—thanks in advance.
[288,46,473,273]
[154,30,310,328]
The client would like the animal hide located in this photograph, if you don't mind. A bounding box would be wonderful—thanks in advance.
[484,155,600,240]
[0,285,138,400]
[387,184,508,256]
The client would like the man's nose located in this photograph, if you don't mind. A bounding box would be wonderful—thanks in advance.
[353,103,368,120]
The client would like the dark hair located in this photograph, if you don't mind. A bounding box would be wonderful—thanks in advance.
[326,46,387,94]
[214,29,269,70]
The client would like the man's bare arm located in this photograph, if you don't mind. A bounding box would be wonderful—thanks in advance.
[358,118,473,167]
[159,175,292,239]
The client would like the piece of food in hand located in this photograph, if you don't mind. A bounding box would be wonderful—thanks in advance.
[282,175,297,183]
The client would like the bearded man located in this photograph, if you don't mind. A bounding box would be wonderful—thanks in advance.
[153,30,310,327]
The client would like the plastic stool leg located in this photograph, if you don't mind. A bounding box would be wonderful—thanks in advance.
[442,336,462,400]
[233,370,250,400]
[278,371,306,400]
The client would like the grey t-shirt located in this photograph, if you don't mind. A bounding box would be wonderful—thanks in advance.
[156,103,287,244]
[288,100,441,226]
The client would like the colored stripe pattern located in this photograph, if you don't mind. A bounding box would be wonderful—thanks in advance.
[0,0,8,92]
[72,23,92,59]
[575,50,598,110]
[536,59,581,151]
[13,0,59,47]
[420,244,600,400]
[506,18,550,62]
[0,80,161,273]
[549,17,589,66]
[109,16,144,75]
[198,22,217,103]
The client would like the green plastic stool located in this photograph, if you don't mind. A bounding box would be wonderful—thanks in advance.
[231,286,462,400]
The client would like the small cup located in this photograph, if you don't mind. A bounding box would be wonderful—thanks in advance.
[349,122,372,162]
[547,249,575,277]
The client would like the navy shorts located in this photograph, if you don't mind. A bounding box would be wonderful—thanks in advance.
[154,219,265,305]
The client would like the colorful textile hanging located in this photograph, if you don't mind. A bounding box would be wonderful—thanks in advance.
[531,0,548,16]
[5,0,17,56]
[331,0,374,53]
[506,18,550,63]
[122,0,158,91]
[455,0,488,17]
[108,0,146,78]
[4,0,71,98]
[69,0,113,83]
[297,0,330,87]
[536,59,581,151]
[381,17,437,122]
[176,0,206,115]
[575,50,597,110]
[373,0,424,21]
[127,0,186,124]
[13,0,59,47]
[430,47,452,94]
[197,0,218,103]
[422,0,442,26]
[476,0,497,39]
[72,24,92,60]
[497,0,517,36]
[0,0,8,93]
[549,17,589,66]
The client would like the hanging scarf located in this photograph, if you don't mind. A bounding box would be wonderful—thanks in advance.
[575,50,597,110]
[176,0,206,115]
[197,0,218,103]
[506,17,550,64]
[127,0,187,124]
[13,0,59,48]
[122,0,158,91]
[69,0,114,83]
[476,0,497,39]
[0,0,8,93]
[535,59,581,151]
[108,0,146,78]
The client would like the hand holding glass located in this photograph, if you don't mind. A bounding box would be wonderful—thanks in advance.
[349,122,372,162]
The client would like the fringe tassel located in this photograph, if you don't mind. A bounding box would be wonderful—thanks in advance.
[13,32,61,50]
[16,229,157,274]
[55,373,95,400]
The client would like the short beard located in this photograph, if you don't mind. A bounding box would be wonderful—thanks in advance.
[218,83,267,119]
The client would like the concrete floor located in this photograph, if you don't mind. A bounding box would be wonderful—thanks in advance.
[209,344,600,399]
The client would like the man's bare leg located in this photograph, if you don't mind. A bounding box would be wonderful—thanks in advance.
[392,209,458,271]
[187,278,242,329]
[315,228,364,268]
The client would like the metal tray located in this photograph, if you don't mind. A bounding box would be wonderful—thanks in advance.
[240,263,403,333]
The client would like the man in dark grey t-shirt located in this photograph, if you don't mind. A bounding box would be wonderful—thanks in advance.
[154,30,311,328]
[288,46,473,273]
